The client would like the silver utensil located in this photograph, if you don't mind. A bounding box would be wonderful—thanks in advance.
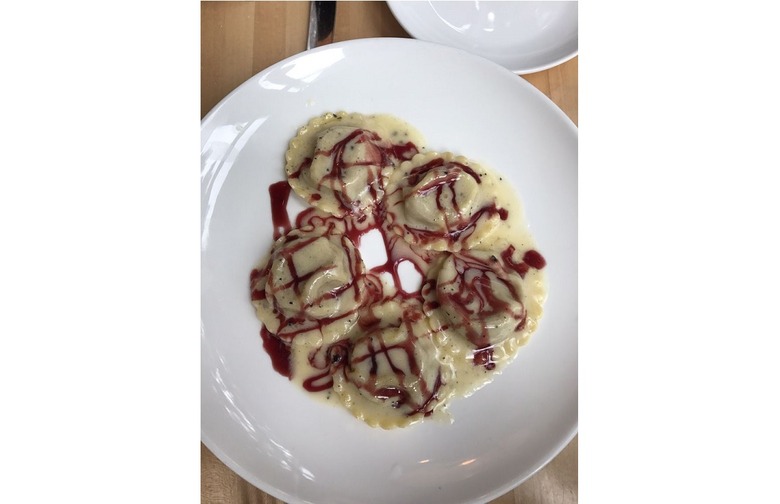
[307,1,337,50]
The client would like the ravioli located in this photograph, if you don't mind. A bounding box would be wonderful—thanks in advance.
[285,112,423,218]
[250,112,548,428]
[422,246,547,393]
[332,307,454,428]
[385,152,507,252]
[250,225,368,347]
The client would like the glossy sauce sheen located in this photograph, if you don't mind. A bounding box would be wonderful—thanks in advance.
[251,113,548,428]
[268,181,292,239]
[251,221,366,345]
[260,326,292,378]
[261,176,544,388]
[403,158,501,229]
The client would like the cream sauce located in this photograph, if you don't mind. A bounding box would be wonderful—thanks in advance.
[251,112,547,428]
[286,112,426,217]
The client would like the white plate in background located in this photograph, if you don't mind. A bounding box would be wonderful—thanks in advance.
[202,38,577,504]
[387,1,578,74]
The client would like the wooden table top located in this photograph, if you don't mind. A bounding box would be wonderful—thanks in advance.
[201,2,577,503]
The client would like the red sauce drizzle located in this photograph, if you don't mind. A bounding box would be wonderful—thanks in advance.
[301,340,350,392]
[473,347,497,371]
[344,309,442,416]
[367,229,431,301]
[288,129,418,214]
[434,253,525,349]
[260,326,291,378]
[385,157,508,248]
[254,134,545,402]
[523,249,547,270]
[269,181,292,239]
[501,245,547,279]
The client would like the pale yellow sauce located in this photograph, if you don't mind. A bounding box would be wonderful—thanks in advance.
[253,112,547,428]
[286,112,427,217]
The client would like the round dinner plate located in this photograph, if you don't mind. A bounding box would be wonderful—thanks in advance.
[387,0,578,74]
[202,38,577,504]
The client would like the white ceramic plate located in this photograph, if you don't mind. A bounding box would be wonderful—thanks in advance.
[387,1,578,74]
[202,38,577,504]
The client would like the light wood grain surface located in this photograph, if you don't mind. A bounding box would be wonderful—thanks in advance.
[201,2,578,503]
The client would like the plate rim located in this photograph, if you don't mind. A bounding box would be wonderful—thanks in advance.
[201,36,578,504]
[385,0,578,75]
